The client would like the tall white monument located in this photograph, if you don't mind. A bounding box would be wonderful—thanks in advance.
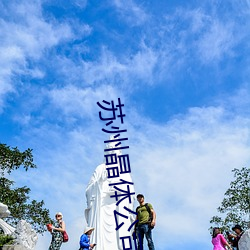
[85,137,135,250]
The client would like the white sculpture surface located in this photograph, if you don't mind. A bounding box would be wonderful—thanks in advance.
[13,220,38,250]
[0,203,38,250]
[239,229,250,250]
[85,137,135,250]
[0,202,11,218]
[0,202,15,235]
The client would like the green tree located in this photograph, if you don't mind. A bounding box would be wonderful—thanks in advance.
[0,143,52,233]
[210,167,250,232]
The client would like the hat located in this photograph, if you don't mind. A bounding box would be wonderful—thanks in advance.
[84,227,94,234]
[137,194,144,198]
[232,225,243,231]
[55,212,63,218]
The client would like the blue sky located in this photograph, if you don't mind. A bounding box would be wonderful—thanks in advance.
[1,0,250,249]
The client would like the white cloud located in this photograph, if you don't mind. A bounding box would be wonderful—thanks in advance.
[224,84,250,115]
[188,8,210,33]
[81,45,158,86]
[112,0,148,26]
[0,1,74,111]
[81,48,127,85]
[196,20,235,63]
[127,43,158,84]
[159,7,240,68]
[48,84,120,120]
[128,105,250,248]
[73,0,87,9]
[0,2,73,58]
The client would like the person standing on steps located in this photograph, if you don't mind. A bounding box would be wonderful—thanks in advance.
[49,212,66,250]
[230,225,244,250]
[134,194,156,250]
[79,227,96,250]
[211,227,232,250]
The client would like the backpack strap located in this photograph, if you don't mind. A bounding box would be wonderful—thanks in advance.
[144,203,151,215]
[136,203,151,215]
[136,206,139,214]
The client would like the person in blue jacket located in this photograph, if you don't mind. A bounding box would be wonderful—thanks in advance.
[79,227,96,250]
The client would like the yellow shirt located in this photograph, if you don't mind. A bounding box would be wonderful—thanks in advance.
[137,203,153,224]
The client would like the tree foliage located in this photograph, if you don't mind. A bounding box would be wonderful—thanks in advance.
[0,144,36,175]
[210,167,250,232]
[0,143,52,233]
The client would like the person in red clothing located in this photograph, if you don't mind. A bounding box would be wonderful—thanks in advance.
[48,212,66,250]
[212,227,232,250]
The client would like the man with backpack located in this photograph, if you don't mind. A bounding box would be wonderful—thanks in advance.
[134,194,156,250]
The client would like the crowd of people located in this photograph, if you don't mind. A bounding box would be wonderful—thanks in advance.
[212,224,245,250]
[47,193,156,250]
[47,197,246,250]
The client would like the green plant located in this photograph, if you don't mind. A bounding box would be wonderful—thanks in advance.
[0,234,14,246]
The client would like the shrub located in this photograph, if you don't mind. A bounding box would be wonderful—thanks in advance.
[0,234,14,246]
